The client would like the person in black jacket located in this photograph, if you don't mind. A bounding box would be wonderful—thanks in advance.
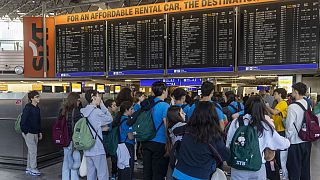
[172,101,230,180]
[60,92,82,180]
[21,91,42,176]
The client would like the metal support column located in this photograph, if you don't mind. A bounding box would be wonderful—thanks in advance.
[42,2,47,78]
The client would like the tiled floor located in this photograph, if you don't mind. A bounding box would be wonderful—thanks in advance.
[0,161,143,180]
[0,163,64,180]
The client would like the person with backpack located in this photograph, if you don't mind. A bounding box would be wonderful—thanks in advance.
[171,88,190,120]
[104,99,118,117]
[142,81,170,180]
[311,96,320,179]
[226,95,290,180]
[60,92,82,180]
[224,91,244,121]
[103,99,118,180]
[187,81,227,130]
[165,106,187,180]
[172,101,230,180]
[285,82,313,180]
[116,87,134,107]
[112,101,135,180]
[266,88,288,179]
[133,92,146,112]
[21,91,43,176]
[80,90,113,180]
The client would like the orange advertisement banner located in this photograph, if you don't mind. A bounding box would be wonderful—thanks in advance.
[23,17,55,77]
[55,0,276,25]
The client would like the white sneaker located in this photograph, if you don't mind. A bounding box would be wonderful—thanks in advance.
[29,169,41,176]
[25,168,31,174]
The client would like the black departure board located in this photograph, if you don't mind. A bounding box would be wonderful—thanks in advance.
[56,21,106,77]
[168,8,235,70]
[107,15,165,73]
[239,0,319,67]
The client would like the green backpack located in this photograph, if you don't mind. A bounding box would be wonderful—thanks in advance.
[104,119,127,156]
[132,99,163,142]
[72,117,102,151]
[228,116,262,171]
[15,113,22,133]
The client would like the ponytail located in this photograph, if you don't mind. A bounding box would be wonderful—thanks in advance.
[112,101,133,127]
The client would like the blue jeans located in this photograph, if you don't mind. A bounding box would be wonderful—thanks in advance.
[62,142,79,180]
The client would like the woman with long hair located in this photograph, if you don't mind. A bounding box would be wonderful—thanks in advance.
[172,101,230,180]
[116,88,134,107]
[165,106,186,156]
[113,101,135,180]
[226,95,290,180]
[61,92,82,180]
[165,106,187,180]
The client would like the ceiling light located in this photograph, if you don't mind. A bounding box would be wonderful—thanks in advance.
[20,81,24,83]
[256,75,278,78]
[125,80,132,82]
[238,76,256,80]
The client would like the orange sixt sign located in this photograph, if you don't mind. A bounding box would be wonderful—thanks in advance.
[23,17,55,77]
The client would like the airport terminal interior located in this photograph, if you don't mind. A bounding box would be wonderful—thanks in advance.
[0,0,320,180]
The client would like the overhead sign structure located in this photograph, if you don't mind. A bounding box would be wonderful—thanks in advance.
[55,0,276,25]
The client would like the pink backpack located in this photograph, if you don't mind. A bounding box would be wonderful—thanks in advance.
[293,102,320,142]
[52,115,70,147]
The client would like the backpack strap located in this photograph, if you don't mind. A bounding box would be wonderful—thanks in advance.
[151,100,164,109]
[208,143,223,166]
[151,100,165,134]
[181,104,188,109]
[156,121,164,133]
[119,118,129,143]
[212,101,222,111]
[184,131,223,166]
[237,102,242,111]
[293,102,307,112]
[86,118,104,144]
[238,116,245,126]
[71,108,75,131]
[292,102,308,134]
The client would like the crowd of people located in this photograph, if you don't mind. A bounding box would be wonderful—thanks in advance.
[19,81,320,180]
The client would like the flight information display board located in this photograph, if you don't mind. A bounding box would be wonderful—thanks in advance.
[239,0,319,71]
[107,15,165,76]
[56,21,106,77]
[168,8,235,74]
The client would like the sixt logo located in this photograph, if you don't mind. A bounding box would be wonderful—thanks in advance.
[29,23,49,72]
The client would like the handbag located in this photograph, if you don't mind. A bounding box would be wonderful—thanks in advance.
[211,168,227,180]
[79,154,87,177]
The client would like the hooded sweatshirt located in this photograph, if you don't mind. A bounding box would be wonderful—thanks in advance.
[21,103,42,134]
[80,102,113,156]
[226,114,290,164]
